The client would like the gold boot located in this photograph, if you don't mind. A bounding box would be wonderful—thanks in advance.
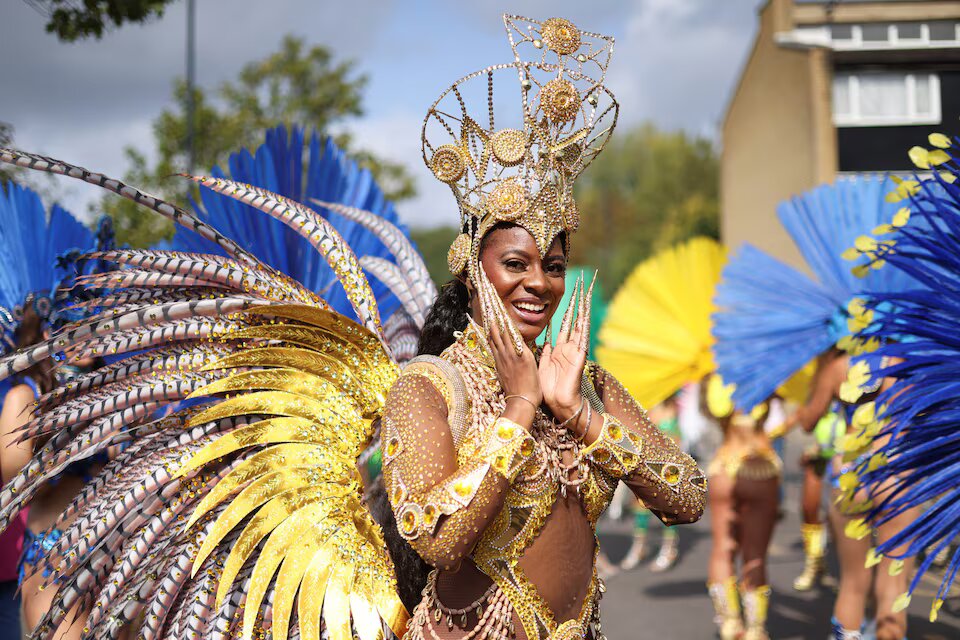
[741,584,771,640]
[708,577,743,640]
[793,522,826,591]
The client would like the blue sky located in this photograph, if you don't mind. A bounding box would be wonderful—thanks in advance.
[0,0,762,227]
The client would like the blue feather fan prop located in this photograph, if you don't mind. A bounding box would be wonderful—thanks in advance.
[713,175,918,410]
[173,125,410,322]
[844,136,960,619]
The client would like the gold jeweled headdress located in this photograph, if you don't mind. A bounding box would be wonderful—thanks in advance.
[422,15,619,277]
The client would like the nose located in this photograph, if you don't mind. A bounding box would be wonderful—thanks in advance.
[524,262,549,296]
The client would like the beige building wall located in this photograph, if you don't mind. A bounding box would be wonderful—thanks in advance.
[721,0,827,270]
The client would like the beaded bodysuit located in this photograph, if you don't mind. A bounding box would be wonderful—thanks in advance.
[383,326,706,639]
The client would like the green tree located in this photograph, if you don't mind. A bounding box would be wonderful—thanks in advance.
[572,122,719,293]
[410,226,459,286]
[104,35,416,246]
[27,0,176,41]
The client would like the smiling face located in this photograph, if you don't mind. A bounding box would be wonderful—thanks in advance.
[472,224,567,343]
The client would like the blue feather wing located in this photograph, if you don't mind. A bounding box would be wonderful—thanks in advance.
[0,184,93,351]
[713,175,924,410]
[173,125,409,321]
[848,147,960,614]
[712,244,842,409]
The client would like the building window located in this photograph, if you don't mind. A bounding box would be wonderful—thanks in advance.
[831,24,854,42]
[929,21,959,42]
[833,72,941,127]
[825,21,960,48]
[861,24,890,43]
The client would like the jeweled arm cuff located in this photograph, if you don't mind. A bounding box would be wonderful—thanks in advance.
[482,417,535,482]
[581,414,643,478]
[393,460,493,541]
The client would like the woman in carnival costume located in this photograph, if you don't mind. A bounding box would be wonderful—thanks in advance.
[596,238,724,575]
[712,175,921,640]
[835,133,960,637]
[0,14,703,640]
[599,235,783,639]
[0,184,105,636]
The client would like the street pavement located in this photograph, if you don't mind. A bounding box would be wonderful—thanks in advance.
[594,432,960,639]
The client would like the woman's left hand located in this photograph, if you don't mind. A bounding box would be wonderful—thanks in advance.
[539,273,595,426]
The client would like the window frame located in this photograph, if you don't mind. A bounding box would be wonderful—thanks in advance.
[832,71,942,127]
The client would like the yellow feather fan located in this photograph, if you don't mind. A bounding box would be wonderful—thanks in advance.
[597,237,727,408]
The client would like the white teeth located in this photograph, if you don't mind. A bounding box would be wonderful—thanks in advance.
[515,302,546,313]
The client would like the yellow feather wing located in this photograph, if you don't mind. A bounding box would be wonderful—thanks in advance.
[598,237,727,408]
[176,304,407,640]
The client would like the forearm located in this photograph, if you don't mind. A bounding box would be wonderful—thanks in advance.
[385,414,535,569]
[585,368,706,524]
[582,412,704,524]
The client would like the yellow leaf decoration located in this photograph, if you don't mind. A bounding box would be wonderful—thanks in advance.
[845,518,872,540]
[886,180,919,203]
[893,592,911,613]
[928,149,951,166]
[888,559,904,576]
[929,132,951,149]
[908,146,930,169]
[892,207,911,228]
[931,597,944,622]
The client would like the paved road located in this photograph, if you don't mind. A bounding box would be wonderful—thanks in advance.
[595,433,960,639]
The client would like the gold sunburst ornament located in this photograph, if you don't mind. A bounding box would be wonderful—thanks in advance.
[541,17,582,55]
[540,78,580,123]
[447,233,471,275]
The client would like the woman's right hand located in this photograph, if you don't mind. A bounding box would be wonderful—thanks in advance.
[485,314,541,428]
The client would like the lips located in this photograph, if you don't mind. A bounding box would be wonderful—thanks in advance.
[511,299,549,324]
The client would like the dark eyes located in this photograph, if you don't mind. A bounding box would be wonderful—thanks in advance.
[502,259,566,276]
[504,259,526,271]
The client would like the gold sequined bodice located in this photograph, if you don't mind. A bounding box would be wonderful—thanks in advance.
[443,329,612,637]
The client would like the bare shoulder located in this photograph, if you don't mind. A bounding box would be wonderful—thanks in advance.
[3,383,35,408]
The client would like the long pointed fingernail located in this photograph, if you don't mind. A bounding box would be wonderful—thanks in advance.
[559,275,580,340]
[579,271,598,352]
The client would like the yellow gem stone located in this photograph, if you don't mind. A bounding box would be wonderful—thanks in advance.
[520,439,534,457]
[386,439,399,457]
[497,422,516,440]
[401,510,417,533]
[607,424,623,441]
[423,505,437,524]
[465,332,478,350]
[661,464,681,485]
[454,480,472,497]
